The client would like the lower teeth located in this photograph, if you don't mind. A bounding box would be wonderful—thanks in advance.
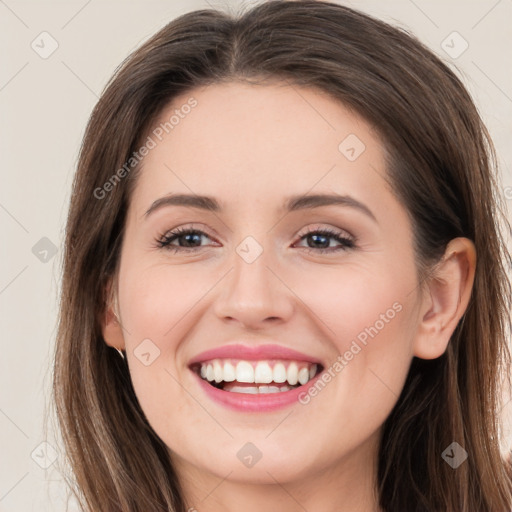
[215,382,297,395]
[224,384,295,394]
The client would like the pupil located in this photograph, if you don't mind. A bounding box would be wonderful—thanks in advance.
[309,234,328,248]
[182,233,201,247]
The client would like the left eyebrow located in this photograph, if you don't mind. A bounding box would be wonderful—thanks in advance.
[143,192,377,223]
[284,193,377,223]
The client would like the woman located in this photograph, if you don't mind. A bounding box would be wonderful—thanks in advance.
[53,1,512,510]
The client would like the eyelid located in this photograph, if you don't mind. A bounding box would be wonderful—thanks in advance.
[158,223,218,241]
[296,223,355,240]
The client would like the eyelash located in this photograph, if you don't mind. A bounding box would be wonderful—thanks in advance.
[155,226,356,254]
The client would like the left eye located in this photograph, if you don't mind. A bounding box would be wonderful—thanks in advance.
[156,227,356,254]
[294,228,355,253]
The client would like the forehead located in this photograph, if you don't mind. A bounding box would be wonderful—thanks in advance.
[130,81,390,214]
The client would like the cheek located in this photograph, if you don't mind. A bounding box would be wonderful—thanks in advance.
[291,260,417,403]
[290,267,417,457]
[292,260,416,346]
[116,262,213,414]
[118,261,213,347]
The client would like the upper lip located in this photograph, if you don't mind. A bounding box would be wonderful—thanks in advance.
[188,343,324,366]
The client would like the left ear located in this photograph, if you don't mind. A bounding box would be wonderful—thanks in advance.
[413,237,476,360]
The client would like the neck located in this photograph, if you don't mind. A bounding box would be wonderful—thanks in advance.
[173,431,383,512]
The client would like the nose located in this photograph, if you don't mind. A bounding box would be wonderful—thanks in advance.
[213,243,294,330]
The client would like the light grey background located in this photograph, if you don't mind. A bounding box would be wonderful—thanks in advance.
[1,0,511,510]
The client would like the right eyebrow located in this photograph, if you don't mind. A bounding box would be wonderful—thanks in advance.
[144,193,221,218]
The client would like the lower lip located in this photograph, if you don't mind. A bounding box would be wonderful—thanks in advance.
[191,369,323,412]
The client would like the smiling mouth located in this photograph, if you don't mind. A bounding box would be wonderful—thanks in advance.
[191,359,323,394]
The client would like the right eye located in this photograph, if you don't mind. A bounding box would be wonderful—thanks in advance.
[156,227,217,253]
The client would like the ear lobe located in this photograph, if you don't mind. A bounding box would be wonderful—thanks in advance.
[100,278,125,351]
[413,237,476,360]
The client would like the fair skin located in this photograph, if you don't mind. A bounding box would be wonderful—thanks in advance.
[102,81,476,512]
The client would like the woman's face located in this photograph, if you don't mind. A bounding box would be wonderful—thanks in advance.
[107,81,426,488]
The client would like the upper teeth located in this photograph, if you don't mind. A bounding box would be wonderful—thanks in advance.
[199,359,318,386]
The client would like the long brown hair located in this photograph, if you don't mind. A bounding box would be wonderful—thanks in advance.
[52,1,512,510]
